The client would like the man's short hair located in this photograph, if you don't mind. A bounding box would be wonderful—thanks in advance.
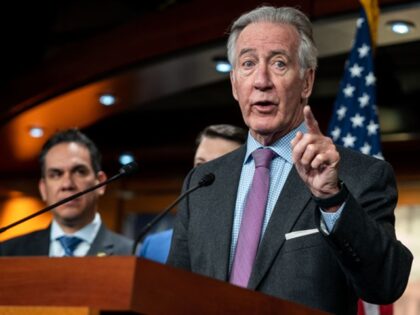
[39,128,102,177]
[227,6,318,73]
[196,124,247,146]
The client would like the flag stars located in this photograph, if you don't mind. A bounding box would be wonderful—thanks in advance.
[360,142,372,155]
[342,133,357,148]
[343,84,356,97]
[374,153,384,160]
[349,63,364,77]
[358,43,370,58]
[331,127,341,141]
[337,106,347,120]
[365,72,376,86]
[350,113,366,128]
[329,9,383,159]
[367,120,379,135]
[358,93,370,108]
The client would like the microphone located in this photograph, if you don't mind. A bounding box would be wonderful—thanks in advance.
[131,173,215,254]
[0,162,139,234]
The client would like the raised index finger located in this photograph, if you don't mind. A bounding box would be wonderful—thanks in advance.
[303,105,321,135]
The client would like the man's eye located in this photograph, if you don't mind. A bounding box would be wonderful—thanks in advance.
[275,60,286,68]
[242,60,254,68]
[47,171,62,179]
[75,168,89,176]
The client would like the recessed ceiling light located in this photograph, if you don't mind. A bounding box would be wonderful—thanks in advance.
[99,93,116,106]
[387,20,415,34]
[29,127,44,138]
[119,153,135,165]
[216,62,232,73]
[213,57,231,73]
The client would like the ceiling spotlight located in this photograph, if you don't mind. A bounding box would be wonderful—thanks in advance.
[213,57,232,73]
[99,93,116,106]
[119,153,135,165]
[387,20,415,34]
[29,127,44,138]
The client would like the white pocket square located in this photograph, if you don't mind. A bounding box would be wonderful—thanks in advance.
[285,229,319,240]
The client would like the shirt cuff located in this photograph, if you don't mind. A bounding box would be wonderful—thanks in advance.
[319,203,345,234]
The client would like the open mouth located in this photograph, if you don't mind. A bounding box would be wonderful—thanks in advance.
[253,100,276,106]
[252,101,277,113]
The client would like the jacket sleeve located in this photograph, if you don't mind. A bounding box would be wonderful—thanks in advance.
[320,157,413,304]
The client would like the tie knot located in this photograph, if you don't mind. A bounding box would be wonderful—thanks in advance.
[252,148,275,168]
[57,235,83,256]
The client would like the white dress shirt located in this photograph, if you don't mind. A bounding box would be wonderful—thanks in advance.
[49,212,101,257]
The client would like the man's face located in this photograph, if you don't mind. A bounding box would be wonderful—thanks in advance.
[230,22,314,145]
[194,136,242,167]
[39,142,106,228]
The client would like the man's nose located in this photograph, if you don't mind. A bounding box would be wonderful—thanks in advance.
[253,64,274,91]
[61,172,76,190]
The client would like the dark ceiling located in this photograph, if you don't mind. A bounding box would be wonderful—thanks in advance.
[1,0,177,86]
[1,0,420,181]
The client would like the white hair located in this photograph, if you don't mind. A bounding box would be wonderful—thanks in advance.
[227,6,318,73]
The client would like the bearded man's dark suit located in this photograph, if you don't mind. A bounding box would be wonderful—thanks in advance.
[0,224,133,256]
[167,145,412,315]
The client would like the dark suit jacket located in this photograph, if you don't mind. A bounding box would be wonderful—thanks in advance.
[167,145,413,315]
[0,223,133,256]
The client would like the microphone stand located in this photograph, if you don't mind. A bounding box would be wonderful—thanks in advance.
[131,173,215,254]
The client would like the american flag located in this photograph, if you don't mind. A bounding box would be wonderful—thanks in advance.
[327,5,382,159]
[327,1,394,314]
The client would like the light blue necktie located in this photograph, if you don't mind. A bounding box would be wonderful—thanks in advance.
[57,235,83,257]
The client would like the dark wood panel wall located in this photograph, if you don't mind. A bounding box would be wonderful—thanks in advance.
[0,0,415,123]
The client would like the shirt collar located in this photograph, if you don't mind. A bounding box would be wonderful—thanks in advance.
[50,212,102,244]
[244,122,307,165]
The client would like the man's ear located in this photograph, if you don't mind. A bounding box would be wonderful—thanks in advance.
[39,178,47,202]
[230,71,239,101]
[301,68,315,99]
[96,171,107,196]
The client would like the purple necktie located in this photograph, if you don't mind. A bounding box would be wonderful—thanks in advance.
[230,148,275,287]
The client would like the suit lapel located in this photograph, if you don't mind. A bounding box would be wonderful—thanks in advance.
[208,147,245,281]
[248,167,311,289]
[87,224,113,256]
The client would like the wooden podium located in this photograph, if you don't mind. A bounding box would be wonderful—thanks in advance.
[0,257,329,314]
